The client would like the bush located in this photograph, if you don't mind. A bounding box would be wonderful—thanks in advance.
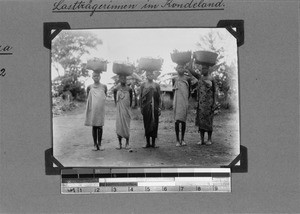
[52,74,86,102]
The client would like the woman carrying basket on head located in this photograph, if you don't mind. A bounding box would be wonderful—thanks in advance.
[84,59,108,151]
[113,75,133,150]
[186,51,217,145]
[112,62,134,150]
[140,70,161,148]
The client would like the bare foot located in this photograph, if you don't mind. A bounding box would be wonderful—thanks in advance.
[206,141,212,145]
[197,141,203,145]
[92,145,100,151]
[181,141,187,146]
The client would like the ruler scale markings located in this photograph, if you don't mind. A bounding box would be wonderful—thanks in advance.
[62,183,100,187]
[138,181,176,187]
[61,168,231,193]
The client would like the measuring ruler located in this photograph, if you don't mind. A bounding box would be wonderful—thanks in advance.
[61,168,231,194]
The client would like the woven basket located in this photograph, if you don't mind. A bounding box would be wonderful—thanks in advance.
[138,57,163,71]
[170,51,191,65]
[112,62,134,76]
[86,58,107,72]
[193,51,218,66]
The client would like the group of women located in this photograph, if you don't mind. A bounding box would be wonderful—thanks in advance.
[84,60,216,151]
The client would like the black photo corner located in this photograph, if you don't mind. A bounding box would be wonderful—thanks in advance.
[44,20,247,175]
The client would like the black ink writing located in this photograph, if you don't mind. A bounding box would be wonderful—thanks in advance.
[52,0,225,16]
[0,45,13,55]
[0,68,6,77]
[53,0,138,16]
[161,0,225,9]
[141,1,159,9]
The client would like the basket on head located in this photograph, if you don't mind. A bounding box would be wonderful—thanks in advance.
[193,51,218,66]
[138,57,163,72]
[86,58,107,72]
[112,62,134,76]
[170,51,191,65]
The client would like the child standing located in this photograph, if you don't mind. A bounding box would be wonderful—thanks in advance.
[140,70,161,148]
[113,75,133,150]
[172,64,193,147]
[84,71,107,151]
[186,62,216,145]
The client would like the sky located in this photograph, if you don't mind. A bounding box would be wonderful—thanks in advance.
[51,28,238,88]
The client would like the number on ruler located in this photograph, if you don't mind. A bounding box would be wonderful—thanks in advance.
[77,188,82,192]
[179,186,184,191]
[67,188,75,192]
[162,186,167,191]
[94,188,100,192]
[128,187,134,192]
[196,186,201,191]
[145,186,150,191]
[112,187,117,192]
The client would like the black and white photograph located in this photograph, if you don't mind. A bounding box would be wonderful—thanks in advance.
[1,0,299,212]
[52,28,240,167]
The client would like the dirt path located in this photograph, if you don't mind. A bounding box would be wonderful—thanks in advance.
[53,100,239,167]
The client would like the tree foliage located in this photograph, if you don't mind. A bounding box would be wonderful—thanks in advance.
[196,30,238,109]
[51,31,102,100]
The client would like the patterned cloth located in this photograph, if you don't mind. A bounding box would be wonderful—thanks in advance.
[140,82,161,138]
[84,83,106,126]
[115,86,132,139]
[195,77,215,131]
[173,76,190,122]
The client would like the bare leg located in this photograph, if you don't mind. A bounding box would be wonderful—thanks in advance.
[181,122,187,146]
[92,127,99,150]
[152,137,158,148]
[116,135,122,149]
[197,130,205,145]
[175,121,180,146]
[125,138,131,150]
[207,131,212,145]
[143,136,151,148]
[97,127,104,150]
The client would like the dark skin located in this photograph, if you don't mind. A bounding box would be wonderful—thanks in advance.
[185,61,216,145]
[172,64,192,146]
[113,75,133,149]
[140,70,161,148]
[88,72,107,151]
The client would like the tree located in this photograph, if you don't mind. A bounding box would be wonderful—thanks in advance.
[196,30,237,109]
[51,30,103,100]
[196,30,226,72]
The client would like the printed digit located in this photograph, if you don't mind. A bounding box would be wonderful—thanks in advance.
[145,186,150,191]
[68,188,75,192]
[112,187,117,192]
[128,187,133,192]
[94,188,100,192]
[163,187,167,191]
[0,68,6,77]
[179,186,184,191]
[197,186,201,191]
